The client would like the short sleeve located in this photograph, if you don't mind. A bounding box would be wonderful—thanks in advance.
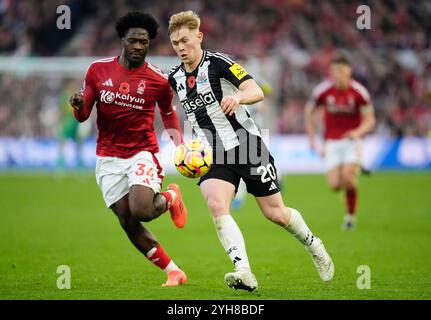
[73,63,96,122]
[308,80,333,107]
[309,86,325,107]
[352,81,374,112]
[215,53,253,88]
[158,79,175,115]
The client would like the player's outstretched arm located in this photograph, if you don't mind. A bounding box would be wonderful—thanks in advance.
[159,84,183,146]
[160,107,183,146]
[221,79,264,116]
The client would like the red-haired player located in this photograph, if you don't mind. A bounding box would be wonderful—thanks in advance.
[305,52,376,230]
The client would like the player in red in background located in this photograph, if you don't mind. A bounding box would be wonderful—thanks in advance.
[305,52,376,230]
[69,12,187,286]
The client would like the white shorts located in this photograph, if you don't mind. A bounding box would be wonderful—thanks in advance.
[324,139,361,171]
[95,151,165,208]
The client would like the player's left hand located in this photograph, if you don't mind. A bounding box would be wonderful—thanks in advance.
[343,130,362,140]
[221,95,241,116]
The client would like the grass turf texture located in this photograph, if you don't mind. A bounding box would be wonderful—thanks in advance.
[0,171,430,300]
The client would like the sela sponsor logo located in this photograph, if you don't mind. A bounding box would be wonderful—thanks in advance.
[100,90,146,107]
[182,92,216,114]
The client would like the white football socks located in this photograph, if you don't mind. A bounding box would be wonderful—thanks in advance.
[163,261,180,273]
[165,189,177,201]
[213,214,251,271]
[285,208,316,247]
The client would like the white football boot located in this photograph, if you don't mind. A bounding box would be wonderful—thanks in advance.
[307,238,334,281]
[224,269,258,292]
[342,214,356,231]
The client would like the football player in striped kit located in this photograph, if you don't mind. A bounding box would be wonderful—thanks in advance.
[167,10,334,292]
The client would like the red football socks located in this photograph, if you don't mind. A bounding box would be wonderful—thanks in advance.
[345,187,358,215]
[159,191,174,211]
[146,244,171,270]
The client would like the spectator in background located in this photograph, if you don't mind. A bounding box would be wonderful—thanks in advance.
[0,0,430,138]
[57,79,90,169]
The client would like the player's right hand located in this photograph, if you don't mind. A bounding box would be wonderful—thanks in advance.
[309,138,324,157]
[309,137,318,153]
[69,92,85,110]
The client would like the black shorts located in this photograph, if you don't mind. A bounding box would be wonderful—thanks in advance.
[198,141,280,197]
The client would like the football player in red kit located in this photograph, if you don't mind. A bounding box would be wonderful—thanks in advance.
[69,12,187,286]
[305,53,375,230]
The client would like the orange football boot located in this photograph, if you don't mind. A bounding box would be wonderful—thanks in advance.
[162,270,188,287]
[167,183,188,228]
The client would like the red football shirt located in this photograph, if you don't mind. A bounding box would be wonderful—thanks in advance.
[74,56,178,158]
[310,79,373,140]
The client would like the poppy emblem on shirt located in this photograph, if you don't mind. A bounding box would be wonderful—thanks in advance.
[187,76,196,88]
[119,82,130,94]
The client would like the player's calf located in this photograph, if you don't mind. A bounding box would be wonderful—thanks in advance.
[262,204,291,227]
[129,203,155,222]
[114,211,158,253]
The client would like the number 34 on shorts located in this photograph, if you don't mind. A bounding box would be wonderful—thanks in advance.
[134,162,155,185]
[95,151,165,208]
[129,153,164,189]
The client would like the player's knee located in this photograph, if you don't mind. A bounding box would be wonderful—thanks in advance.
[153,195,167,214]
[329,181,342,192]
[206,198,229,216]
[344,179,356,190]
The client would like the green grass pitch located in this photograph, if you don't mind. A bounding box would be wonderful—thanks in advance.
[0,171,430,299]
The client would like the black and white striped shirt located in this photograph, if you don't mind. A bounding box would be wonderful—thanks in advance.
[168,51,262,152]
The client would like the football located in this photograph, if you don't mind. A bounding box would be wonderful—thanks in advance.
[174,140,213,178]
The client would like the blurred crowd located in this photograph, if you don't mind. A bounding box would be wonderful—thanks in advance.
[1,0,431,137]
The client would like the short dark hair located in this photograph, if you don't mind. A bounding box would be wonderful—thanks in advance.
[331,51,351,65]
[115,12,159,39]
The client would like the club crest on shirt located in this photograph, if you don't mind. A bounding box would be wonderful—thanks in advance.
[137,80,146,95]
[197,72,208,84]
